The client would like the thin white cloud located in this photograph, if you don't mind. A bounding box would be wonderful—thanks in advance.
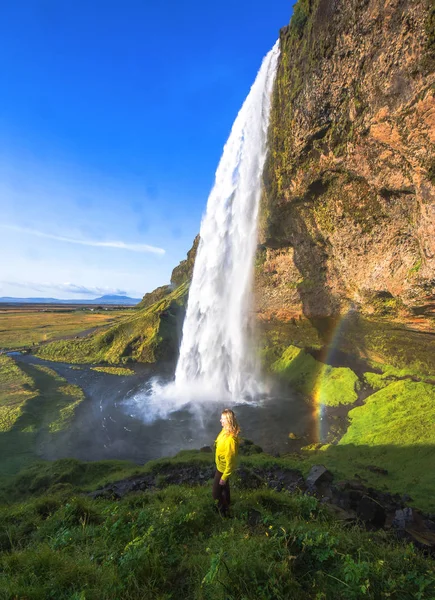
[4,281,131,297]
[1,224,165,255]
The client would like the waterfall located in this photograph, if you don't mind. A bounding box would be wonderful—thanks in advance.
[174,41,280,401]
[129,42,280,423]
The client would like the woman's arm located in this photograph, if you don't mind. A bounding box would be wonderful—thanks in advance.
[220,436,238,482]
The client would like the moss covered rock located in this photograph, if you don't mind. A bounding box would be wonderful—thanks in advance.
[272,344,359,406]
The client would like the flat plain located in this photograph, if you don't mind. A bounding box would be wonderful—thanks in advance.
[0,305,133,350]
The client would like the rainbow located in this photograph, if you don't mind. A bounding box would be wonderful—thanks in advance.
[311,311,353,443]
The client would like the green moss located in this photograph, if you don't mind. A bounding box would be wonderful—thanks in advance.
[47,384,85,433]
[0,355,36,432]
[342,380,435,446]
[272,345,359,406]
[409,258,422,276]
[363,372,391,390]
[289,0,309,36]
[90,366,135,376]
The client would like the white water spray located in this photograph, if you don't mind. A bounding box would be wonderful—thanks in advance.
[129,42,280,422]
[175,41,280,401]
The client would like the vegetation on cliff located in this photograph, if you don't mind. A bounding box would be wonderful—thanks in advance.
[36,282,189,365]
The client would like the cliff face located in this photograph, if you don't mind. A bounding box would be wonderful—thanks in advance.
[257,0,435,321]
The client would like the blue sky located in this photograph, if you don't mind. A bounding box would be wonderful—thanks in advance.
[0,0,294,299]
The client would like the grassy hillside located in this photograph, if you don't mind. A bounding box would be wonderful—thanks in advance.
[36,282,189,365]
[1,452,434,600]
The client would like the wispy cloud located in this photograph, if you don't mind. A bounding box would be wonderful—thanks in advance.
[1,225,165,255]
[4,281,130,297]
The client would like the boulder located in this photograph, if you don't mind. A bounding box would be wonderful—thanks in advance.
[306,465,334,495]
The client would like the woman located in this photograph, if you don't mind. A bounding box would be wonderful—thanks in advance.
[213,408,240,516]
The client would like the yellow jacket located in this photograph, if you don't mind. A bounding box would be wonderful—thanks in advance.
[215,429,239,480]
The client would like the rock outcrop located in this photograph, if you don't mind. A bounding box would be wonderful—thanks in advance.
[257,0,435,321]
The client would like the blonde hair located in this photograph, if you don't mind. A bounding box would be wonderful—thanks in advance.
[221,408,240,436]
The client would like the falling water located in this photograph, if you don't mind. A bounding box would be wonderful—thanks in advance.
[128,42,280,423]
[174,41,280,401]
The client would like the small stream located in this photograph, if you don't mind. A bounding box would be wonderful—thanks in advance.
[12,353,317,464]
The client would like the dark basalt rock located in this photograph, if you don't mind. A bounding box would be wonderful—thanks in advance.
[356,496,386,528]
[89,473,155,500]
[306,465,334,488]
[392,507,415,530]
[306,465,334,498]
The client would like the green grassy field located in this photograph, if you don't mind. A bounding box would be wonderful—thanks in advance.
[0,453,434,600]
[0,307,132,350]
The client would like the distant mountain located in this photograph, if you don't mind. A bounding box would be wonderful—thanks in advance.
[0,295,140,306]
[92,295,141,305]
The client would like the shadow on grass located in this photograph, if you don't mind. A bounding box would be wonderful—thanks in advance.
[0,362,84,480]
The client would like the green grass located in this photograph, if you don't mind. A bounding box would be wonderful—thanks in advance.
[272,345,359,406]
[0,355,37,432]
[0,454,434,599]
[90,366,135,376]
[0,308,132,350]
[0,360,86,481]
[299,380,435,511]
[36,281,189,365]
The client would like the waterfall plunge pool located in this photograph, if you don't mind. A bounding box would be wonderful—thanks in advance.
[12,353,318,465]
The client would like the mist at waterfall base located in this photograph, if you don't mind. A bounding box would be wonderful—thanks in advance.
[127,42,281,432]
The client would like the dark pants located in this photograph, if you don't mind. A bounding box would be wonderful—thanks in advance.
[212,470,230,512]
